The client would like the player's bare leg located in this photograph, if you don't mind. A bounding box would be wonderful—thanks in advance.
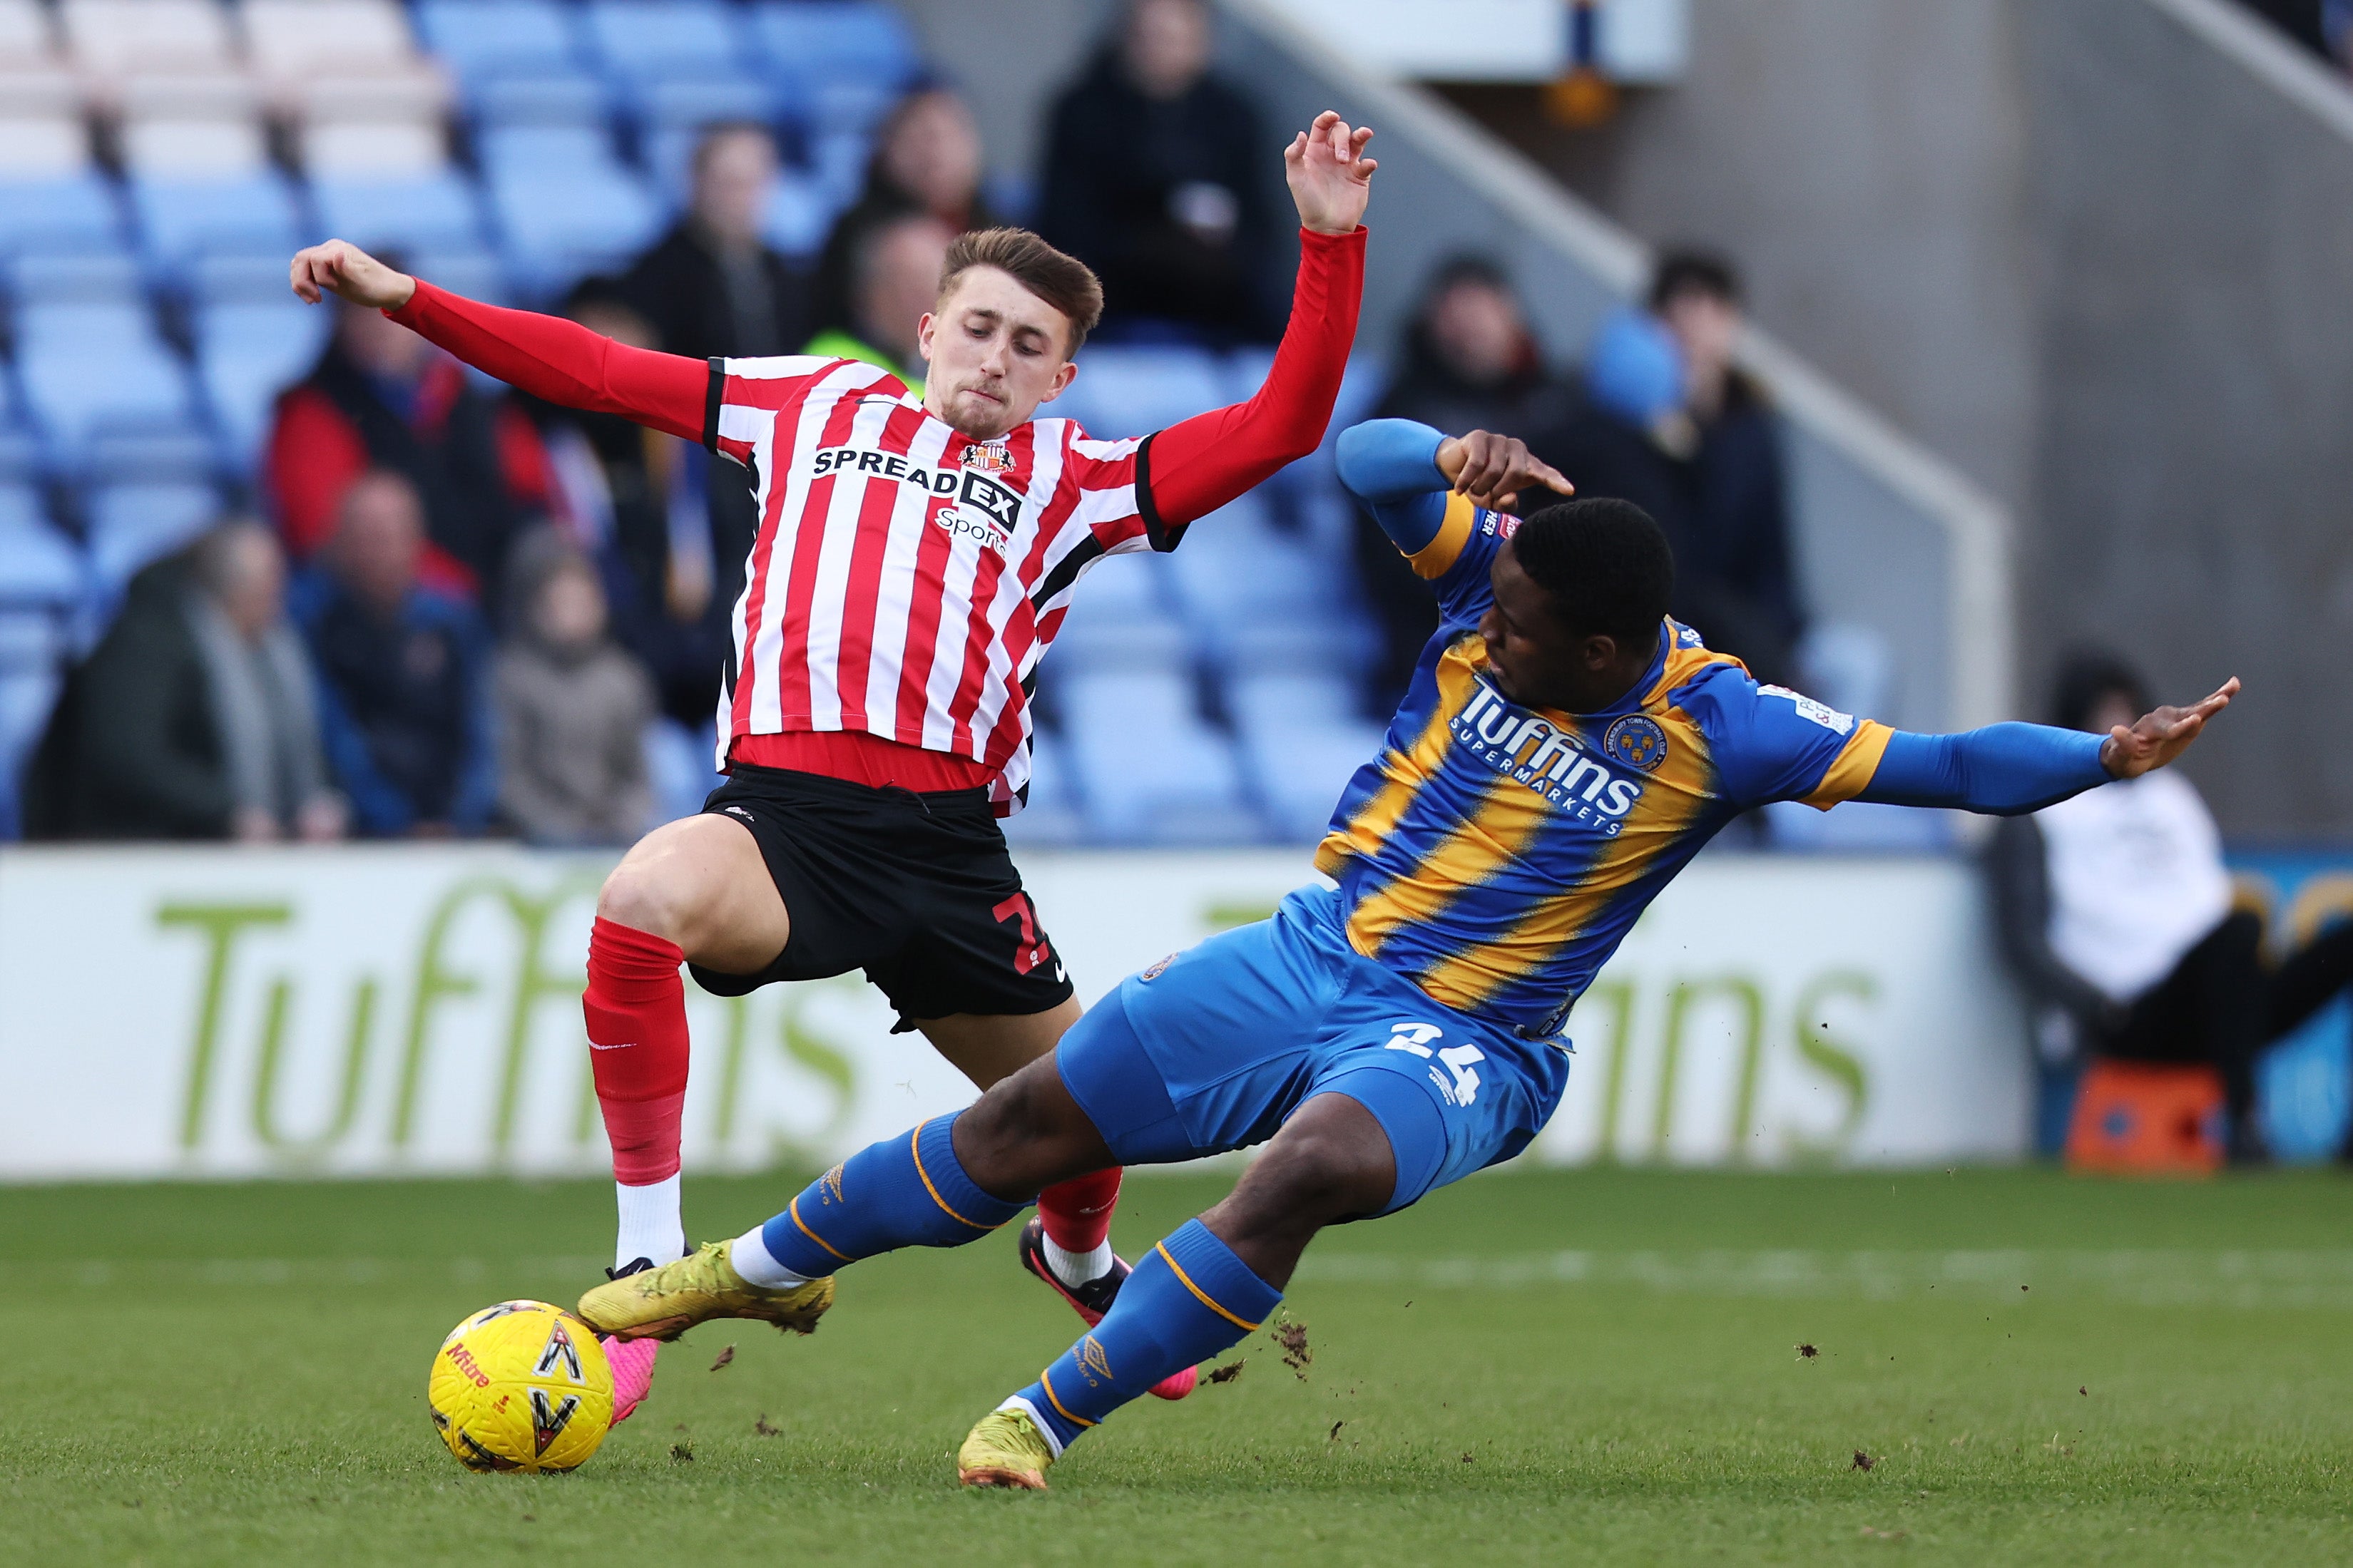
[918,1005,1192,1399]
[581,814,787,1418]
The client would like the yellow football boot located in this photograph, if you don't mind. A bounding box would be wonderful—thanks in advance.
[576,1241,833,1342]
[956,1405,1056,1491]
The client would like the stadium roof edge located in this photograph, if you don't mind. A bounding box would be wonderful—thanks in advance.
[1220,0,2016,731]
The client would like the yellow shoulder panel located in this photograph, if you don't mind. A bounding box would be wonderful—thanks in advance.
[1407,492,1478,580]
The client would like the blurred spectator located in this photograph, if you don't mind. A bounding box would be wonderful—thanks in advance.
[811,86,999,337]
[1353,257,1578,707]
[1551,250,1802,686]
[621,122,809,361]
[24,521,343,843]
[1989,652,2353,1162]
[526,279,729,731]
[267,262,551,608]
[493,529,654,847]
[1039,0,1273,342]
[805,212,955,389]
[295,471,496,839]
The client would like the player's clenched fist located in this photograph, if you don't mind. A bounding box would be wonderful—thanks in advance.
[289,239,417,311]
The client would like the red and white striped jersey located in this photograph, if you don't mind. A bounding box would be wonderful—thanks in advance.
[706,354,1178,811]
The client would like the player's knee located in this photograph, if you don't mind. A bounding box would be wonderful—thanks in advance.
[956,1057,1097,1193]
[596,856,692,945]
[1236,1115,1394,1232]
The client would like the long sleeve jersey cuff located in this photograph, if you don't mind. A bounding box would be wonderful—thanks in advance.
[1857,724,2111,815]
[386,280,708,444]
[1138,225,1366,531]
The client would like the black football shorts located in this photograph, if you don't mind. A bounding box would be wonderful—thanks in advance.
[689,764,1075,1029]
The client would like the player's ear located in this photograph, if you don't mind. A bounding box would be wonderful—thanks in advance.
[1038,357,1078,404]
[915,311,937,364]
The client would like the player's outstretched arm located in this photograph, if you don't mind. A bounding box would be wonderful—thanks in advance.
[287,239,708,444]
[1854,679,2240,815]
[1135,112,1374,529]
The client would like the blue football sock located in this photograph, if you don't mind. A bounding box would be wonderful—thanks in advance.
[1013,1218,1282,1453]
[755,1114,1029,1280]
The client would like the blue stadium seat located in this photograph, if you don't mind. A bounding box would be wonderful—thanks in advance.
[405,245,511,305]
[751,2,919,91]
[998,724,1085,847]
[15,302,199,466]
[1059,669,1257,844]
[760,168,842,260]
[195,300,332,462]
[628,73,780,138]
[0,490,83,610]
[131,175,307,265]
[476,123,621,175]
[187,247,302,305]
[311,173,488,255]
[805,77,899,139]
[1164,496,1354,653]
[1053,345,1228,439]
[78,426,220,485]
[582,0,748,83]
[1041,554,1187,670]
[84,481,220,595]
[0,175,124,255]
[1227,672,1387,842]
[486,163,662,298]
[465,67,610,128]
[4,245,141,303]
[416,0,582,78]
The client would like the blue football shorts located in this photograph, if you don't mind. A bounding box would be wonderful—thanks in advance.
[1055,886,1572,1214]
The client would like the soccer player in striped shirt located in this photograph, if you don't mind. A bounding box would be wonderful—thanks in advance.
[289,110,1377,1418]
[571,419,2238,1488]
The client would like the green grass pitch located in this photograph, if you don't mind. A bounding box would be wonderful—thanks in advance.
[5,1164,2352,1565]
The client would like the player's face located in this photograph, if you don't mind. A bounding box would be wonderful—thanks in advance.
[918,267,1079,440]
[1481,545,1633,713]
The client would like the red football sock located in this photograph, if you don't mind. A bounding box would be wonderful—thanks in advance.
[583,917,690,1186]
[1038,1167,1123,1255]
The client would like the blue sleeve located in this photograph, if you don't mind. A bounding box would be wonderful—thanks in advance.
[1335,418,1449,550]
[1857,725,2111,815]
[448,605,500,834]
[310,667,414,836]
[1334,417,1511,625]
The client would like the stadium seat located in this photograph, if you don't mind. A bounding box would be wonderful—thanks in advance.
[61,0,243,81]
[302,121,451,178]
[78,424,218,485]
[487,163,661,297]
[130,174,306,263]
[0,114,88,176]
[0,489,84,610]
[1165,496,1355,656]
[5,244,141,302]
[581,0,749,84]
[15,300,200,466]
[311,173,488,255]
[466,67,608,128]
[1053,345,1228,440]
[1227,672,1387,841]
[118,115,272,178]
[1041,554,1188,670]
[760,168,842,260]
[750,2,919,93]
[417,0,583,79]
[628,74,780,140]
[999,724,1086,848]
[195,299,332,461]
[84,480,220,595]
[242,0,450,113]
[0,174,123,252]
[404,245,510,305]
[1059,670,1258,844]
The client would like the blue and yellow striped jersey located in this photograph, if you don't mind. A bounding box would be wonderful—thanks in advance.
[1315,493,1892,1035]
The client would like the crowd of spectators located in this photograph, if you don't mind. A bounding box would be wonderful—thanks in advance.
[24,0,1812,851]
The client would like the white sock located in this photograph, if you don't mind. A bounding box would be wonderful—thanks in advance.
[999,1395,1064,1457]
[729,1225,812,1290]
[614,1174,685,1274]
[1044,1235,1114,1289]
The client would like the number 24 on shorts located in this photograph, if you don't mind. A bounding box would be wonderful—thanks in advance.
[1385,1020,1484,1107]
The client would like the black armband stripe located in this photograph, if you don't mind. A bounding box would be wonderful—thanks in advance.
[703,357,725,452]
[1135,431,1189,553]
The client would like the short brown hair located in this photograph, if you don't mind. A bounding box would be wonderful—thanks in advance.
[936,227,1104,357]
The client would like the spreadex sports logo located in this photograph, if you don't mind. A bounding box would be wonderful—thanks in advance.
[1452,682,1646,834]
[809,444,1026,554]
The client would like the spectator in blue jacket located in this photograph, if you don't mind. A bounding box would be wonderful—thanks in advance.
[295,469,496,838]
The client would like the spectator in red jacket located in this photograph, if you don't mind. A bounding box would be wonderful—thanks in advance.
[266,269,552,610]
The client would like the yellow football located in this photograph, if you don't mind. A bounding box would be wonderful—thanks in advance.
[428,1301,614,1473]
